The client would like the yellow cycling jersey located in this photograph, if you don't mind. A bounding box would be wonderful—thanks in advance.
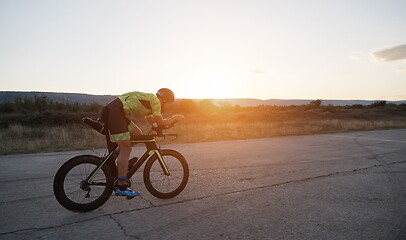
[117,91,162,118]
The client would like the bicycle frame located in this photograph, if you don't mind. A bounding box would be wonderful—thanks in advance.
[86,135,169,185]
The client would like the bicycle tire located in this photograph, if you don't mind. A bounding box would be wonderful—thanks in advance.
[53,155,114,212]
[143,149,189,199]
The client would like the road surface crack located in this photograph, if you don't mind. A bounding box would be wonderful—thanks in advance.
[354,136,406,240]
[109,215,140,240]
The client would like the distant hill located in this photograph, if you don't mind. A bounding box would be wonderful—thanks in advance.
[0,91,116,105]
[0,91,405,106]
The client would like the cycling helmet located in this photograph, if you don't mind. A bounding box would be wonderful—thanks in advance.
[156,88,175,103]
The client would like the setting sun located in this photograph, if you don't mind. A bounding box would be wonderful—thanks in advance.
[182,69,238,99]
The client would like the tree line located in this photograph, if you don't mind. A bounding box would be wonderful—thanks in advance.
[0,95,102,113]
[0,95,399,115]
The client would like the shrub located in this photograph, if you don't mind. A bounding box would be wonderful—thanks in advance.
[370,101,386,108]
[309,99,322,108]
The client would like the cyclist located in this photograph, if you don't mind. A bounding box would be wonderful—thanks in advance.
[101,88,184,197]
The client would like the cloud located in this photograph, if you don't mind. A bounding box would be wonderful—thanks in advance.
[249,70,267,74]
[372,44,406,62]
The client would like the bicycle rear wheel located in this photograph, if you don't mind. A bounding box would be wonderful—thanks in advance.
[53,155,114,212]
[143,149,189,199]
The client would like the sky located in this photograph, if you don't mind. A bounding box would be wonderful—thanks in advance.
[0,0,405,100]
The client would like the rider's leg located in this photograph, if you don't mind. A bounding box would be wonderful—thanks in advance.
[113,136,140,197]
[114,137,141,197]
[114,121,141,186]
[115,139,132,186]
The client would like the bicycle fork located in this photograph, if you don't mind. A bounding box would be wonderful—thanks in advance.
[149,150,170,175]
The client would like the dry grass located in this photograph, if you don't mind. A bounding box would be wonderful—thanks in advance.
[3,118,405,155]
[0,124,106,154]
[172,118,406,143]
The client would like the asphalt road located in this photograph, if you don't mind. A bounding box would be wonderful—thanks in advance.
[0,129,405,240]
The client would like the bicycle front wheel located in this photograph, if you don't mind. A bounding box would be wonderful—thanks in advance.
[143,149,189,199]
[53,155,114,212]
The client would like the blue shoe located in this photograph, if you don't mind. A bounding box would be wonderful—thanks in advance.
[115,187,140,198]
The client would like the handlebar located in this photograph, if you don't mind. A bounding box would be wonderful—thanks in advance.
[150,122,177,139]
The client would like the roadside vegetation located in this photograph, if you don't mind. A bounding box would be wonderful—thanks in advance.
[1,96,406,154]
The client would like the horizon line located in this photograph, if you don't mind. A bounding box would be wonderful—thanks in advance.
[1,90,405,102]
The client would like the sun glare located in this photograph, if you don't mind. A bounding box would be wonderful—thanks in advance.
[187,71,235,99]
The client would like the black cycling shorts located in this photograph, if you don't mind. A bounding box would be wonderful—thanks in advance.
[101,98,136,142]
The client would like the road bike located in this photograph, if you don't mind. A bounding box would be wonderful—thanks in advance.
[53,117,189,212]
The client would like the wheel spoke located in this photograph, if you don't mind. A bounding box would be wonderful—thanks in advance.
[56,158,112,210]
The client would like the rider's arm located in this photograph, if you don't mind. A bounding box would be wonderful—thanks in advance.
[147,115,184,127]
[146,95,184,127]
